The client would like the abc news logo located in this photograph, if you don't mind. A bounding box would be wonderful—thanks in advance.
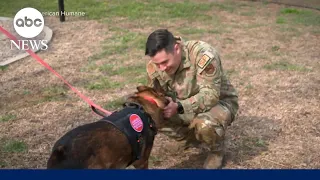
[15,16,43,27]
[11,7,48,51]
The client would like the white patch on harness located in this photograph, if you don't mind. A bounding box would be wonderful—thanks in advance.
[129,114,143,132]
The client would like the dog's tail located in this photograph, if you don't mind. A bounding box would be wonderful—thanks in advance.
[47,145,67,169]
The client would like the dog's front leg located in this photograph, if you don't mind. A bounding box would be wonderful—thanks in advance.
[133,145,153,169]
[133,160,148,169]
[140,160,149,169]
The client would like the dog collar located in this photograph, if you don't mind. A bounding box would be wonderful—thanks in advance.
[143,96,158,106]
[123,102,157,135]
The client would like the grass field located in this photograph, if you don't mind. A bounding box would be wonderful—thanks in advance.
[0,0,319,169]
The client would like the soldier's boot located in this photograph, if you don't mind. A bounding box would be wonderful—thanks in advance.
[203,139,225,169]
[199,124,225,169]
[204,151,224,169]
[191,123,225,169]
[189,107,227,169]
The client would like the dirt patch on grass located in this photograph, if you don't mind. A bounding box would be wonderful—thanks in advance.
[1,0,320,169]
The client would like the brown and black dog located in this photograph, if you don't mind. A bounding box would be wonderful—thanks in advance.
[47,79,169,169]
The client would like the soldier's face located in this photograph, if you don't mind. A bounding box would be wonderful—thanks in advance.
[151,44,181,75]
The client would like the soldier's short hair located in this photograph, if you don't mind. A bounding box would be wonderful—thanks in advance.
[145,29,175,57]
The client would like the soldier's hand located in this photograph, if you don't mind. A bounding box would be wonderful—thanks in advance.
[163,97,178,118]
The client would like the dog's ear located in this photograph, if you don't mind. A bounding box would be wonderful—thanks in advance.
[137,86,149,92]
[153,78,165,94]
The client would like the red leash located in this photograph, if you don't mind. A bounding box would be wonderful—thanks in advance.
[0,26,112,116]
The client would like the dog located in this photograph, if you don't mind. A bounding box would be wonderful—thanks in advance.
[47,79,169,169]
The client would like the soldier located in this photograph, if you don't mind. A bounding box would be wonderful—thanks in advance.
[145,29,239,169]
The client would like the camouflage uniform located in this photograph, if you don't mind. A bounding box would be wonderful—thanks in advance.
[146,37,239,168]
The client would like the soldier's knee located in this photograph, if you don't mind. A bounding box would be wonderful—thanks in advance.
[209,104,232,128]
[191,119,224,145]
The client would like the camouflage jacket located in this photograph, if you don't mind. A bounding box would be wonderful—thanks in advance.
[146,37,238,116]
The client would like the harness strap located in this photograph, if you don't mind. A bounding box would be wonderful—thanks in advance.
[101,104,157,166]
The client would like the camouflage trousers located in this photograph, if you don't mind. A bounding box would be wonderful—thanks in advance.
[159,102,234,152]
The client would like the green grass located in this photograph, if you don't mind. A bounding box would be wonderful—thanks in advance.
[243,23,265,29]
[0,65,8,71]
[98,64,114,73]
[86,62,145,76]
[256,138,266,147]
[87,31,146,62]
[85,77,122,90]
[149,155,162,167]
[112,31,146,51]
[86,63,147,89]
[0,0,233,22]
[103,1,200,20]
[271,45,280,52]
[277,8,320,26]
[104,97,125,111]
[311,28,320,35]
[245,83,254,90]
[121,64,146,76]
[179,28,207,35]
[107,0,214,21]
[113,64,147,85]
[41,86,67,102]
[0,161,7,168]
[279,26,299,33]
[0,0,107,19]
[164,1,213,20]
[244,51,269,60]
[208,29,223,34]
[238,2,253,7]
[130,76,148,85]
[83,54,147,90]
[0,114,16,122]
[263,61,311,72]
[2,140,27,153]
[241,137,268,152]
[240,10,256,17]
[224,37,235,44]
[23,90,31,95]
[212,2,235,13]
[281,8,300,15]
[276,17,286,24]
[271,46,281,56]
[0,0,217,21]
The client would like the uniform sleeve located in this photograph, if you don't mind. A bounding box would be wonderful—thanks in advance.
[179,47,222,114]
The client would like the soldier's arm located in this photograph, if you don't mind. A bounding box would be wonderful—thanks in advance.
[179,47,222,114]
